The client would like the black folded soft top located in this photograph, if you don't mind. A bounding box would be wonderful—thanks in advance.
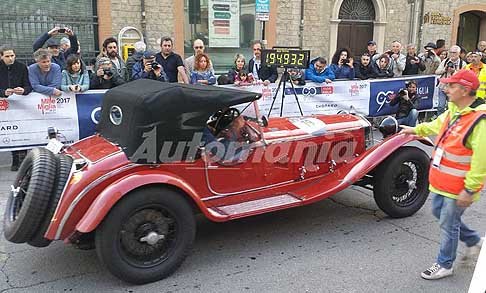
[97,79,260,163]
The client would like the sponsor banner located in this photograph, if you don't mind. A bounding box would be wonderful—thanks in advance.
[0,92,103,152]
[368,75,436,116]
[75,90,104,139]
[0,76,439,152]
[208,0,240,47]
[224,80,371,117]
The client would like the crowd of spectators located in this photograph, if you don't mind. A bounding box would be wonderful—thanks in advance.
[1,26,486,170]
[3,27,485,94]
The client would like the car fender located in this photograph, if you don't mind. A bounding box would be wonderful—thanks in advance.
[75,171,208,233]
[342,133,433,185]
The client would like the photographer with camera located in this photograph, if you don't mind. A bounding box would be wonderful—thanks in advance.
[389,80,420,127]
[403,43,425,76]
[381,41,407,77]
[418,42,441,75]
[89,57,124,89]
[330,48,355,80]
[435,45,466,114]
[131,51,167,82]
[33,27,78,69]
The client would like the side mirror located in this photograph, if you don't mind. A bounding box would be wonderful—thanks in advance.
[261,116,269,127]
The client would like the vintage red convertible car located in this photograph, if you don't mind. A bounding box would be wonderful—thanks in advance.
[4,80,433,284]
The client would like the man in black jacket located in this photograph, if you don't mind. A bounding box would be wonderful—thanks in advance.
[248,40,278,86]
[33,27,78,69]
[390,80,419,127]
[0,46,32,171]
[355,53,375,79]
[403,43,425,76]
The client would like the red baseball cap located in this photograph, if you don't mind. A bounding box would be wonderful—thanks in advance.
[440,69,480,90]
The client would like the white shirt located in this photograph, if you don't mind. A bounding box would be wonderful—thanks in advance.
[252,56,260,80]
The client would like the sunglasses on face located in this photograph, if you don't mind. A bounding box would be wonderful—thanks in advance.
[194,46,203,49]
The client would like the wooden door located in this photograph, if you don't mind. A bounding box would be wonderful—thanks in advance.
[337,22,374,59]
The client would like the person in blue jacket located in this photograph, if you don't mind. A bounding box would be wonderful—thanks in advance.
[304,57,335,83]
[330,48,355,79]
[28,48,62,96]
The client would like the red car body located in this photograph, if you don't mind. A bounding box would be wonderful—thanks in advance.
[5,80,432,284]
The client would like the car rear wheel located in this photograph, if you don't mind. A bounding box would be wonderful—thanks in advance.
[28,154,73,247]
[3,148,57,243]
[373,146,430,218]
[95,187,196,284]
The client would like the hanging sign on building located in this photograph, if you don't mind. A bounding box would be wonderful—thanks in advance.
[208,0,240,47]
[256,0,270,21]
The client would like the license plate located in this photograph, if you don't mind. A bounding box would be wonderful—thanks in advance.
[45,139,64,154]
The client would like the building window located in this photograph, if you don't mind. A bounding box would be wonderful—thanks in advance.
[339,0,375,21]
[184,0,261,73]
[0,0,98,65]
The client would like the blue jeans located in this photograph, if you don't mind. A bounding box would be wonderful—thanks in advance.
[437,89,448,115]
[431,193,481,269]
[397,109,418,127]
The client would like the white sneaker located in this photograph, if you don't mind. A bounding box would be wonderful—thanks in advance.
[460,237,484,264]
[421,263,453,280]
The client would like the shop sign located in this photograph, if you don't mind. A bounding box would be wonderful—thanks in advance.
[208,0,240,47]
[423,12,452,25]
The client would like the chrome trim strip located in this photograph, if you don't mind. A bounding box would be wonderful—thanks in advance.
[54,163,136,239]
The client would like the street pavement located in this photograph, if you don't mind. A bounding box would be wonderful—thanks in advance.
[0,145,484,293]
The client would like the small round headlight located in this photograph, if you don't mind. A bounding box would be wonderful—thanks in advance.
[379,116,399,138]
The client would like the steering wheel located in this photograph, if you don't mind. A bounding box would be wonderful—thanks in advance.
[213,108,240,135]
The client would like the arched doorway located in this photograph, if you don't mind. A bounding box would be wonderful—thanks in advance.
[451,4,486,53]
[457,10,486,52]
[337,0,375,58]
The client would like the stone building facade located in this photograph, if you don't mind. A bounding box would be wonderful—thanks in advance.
[95,0,486,70]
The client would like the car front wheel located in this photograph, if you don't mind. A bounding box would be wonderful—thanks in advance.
[95,187,196,284]
[373,146,430,218]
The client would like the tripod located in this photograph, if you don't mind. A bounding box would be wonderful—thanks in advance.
[268,68,303,117]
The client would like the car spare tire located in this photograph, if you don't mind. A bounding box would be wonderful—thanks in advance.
[373,146,430,218]
[4,148,58,243]
[28,154,73,247]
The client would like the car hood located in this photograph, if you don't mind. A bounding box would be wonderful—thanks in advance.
[262,114,370,141]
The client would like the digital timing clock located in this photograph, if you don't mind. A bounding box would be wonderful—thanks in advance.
[261,48,310,69]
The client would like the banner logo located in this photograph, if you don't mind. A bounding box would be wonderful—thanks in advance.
[37,97,57,114]
[375,91,395,113]
[0,99,9,111]
[349,83,360,96]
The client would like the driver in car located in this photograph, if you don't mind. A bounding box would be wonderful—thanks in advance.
[203,108,260,163]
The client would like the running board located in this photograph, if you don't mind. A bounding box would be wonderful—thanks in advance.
[208,194,303,219]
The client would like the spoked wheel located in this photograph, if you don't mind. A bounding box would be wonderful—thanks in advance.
[9,167,32,223]
[373,146,430,218]
[95,187,196,284]
[390,162,421,206]
[119,208,177,269]
[4,148,58,243]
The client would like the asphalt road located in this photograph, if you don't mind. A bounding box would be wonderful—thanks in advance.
[0,145,484,293]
